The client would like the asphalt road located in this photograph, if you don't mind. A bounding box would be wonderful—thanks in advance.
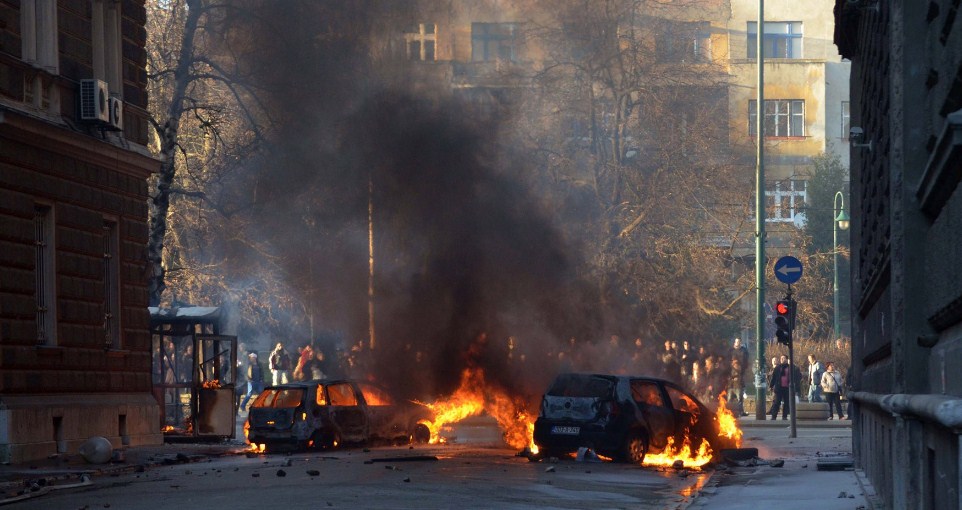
[12,419,710,510]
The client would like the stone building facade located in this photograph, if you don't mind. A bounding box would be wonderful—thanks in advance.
[0,0,160,462]
[835,1,962,508]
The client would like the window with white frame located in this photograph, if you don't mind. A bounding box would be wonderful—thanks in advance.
[20,0,58,72]
[765,179,807,223]
[747,21,802,59]
[103,219,121,349]
[34,204,57,345]
[749,99,805,137]
[471,22,520,62]
[841,101,851,140]
[405,23,437,61]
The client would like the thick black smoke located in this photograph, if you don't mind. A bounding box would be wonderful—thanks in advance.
[223,1,671,405]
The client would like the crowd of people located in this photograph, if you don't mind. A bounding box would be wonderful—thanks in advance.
[237,340,346,413]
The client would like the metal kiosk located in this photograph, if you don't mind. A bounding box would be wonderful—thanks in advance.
[150,306,237,440]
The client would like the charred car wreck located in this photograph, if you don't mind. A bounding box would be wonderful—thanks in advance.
[533,373,735,463]
[246,379,432,451]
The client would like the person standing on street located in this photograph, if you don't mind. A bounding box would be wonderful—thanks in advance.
[769,355,791,420]
[240,352,265,413]
[729,338,749,416]
[820,362,845,420]
[807,354,825,402]
[269,341,292,385]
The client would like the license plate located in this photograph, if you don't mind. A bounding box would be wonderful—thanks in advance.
[551,426,580,435]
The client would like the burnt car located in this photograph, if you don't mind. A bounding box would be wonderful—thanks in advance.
[246,379,432,450]
[533,373,735,462]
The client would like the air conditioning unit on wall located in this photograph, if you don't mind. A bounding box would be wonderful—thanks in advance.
[107,96,123,131]
[79,79,109,123]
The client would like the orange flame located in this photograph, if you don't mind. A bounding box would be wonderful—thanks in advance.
[642,436,714,469]
[716,391,743,448]
[202,379,222,389]
[418,367,538,453]
[242,419,266,452]
[639,392,744,470]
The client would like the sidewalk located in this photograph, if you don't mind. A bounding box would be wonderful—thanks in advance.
[689,415,878,509]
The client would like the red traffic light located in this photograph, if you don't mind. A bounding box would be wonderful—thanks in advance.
[775,301,790,315]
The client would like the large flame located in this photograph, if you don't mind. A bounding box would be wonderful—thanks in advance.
[716,391,743,448]
[418,367,538,453]
[642,436,714,469]
[640,391,744,469]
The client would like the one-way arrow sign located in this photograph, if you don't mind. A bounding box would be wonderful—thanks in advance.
[774,256,803,284]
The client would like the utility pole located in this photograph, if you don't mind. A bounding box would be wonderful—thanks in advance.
[754,0,767,420]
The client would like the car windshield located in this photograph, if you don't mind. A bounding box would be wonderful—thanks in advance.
[546,374,614,398]
[251,388,304,409]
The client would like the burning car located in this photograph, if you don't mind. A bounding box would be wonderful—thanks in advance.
[246,379,433,451]
[532,373,738,464]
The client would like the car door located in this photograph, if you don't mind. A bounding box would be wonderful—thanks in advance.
[629,379,675,451]
[357,382,401,439]
[326,382,368,442]
[664,384,704,443]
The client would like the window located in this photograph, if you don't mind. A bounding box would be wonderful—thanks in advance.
[359,383,394,406]
[841,101,851,140]
[631,381,666,407]
[20,0,58,72]
[665,386,700,414]
[92,0,123,94]
[471,23,519,62]
[405,23,437,61]
[103,219,120,349]
[327,383,358,406]
[747,21,802,59]
[657,21,712,63]
[766,179,807,222]
[749,99,805,137]
[34,204,57,345]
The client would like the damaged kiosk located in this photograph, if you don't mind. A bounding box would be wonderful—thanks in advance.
[150,306,237,440]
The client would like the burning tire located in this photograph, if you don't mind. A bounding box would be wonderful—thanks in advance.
[412,423,430,444]
[621,431,649,464]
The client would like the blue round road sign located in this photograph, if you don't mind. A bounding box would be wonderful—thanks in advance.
[774,256,803,284]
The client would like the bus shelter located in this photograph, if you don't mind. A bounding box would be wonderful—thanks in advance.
[149,306,237,440]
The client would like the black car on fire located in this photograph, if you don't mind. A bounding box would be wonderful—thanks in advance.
[246,379,433,451]
[533,373,735,463]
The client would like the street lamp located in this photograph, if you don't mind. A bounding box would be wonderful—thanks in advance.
[833,191,850,340]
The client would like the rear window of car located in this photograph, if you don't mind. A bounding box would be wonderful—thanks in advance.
[546,374,615,398]
[358,383,394,406]
[251,388,304,409]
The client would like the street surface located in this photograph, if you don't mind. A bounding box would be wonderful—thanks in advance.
[10,418,710,510]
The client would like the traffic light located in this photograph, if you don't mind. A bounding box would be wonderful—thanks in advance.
[774,300,793,346]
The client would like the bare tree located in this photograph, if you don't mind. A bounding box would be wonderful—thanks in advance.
[510,0,751,341]
[146,0,271,306]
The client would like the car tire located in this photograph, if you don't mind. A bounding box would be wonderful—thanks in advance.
[621,431,649,464]
[412,423,431,444]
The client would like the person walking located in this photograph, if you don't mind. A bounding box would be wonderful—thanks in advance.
[768,355,791,420]
[240,352,265,413]
[269,341,292,385]
[821,362,845,420]
[807,354,825,402]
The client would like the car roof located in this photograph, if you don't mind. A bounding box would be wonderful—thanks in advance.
[556,372,671,384]
[263,378,357,390]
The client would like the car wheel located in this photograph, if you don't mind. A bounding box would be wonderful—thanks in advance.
[622,431,649,464]
[412,423,431,444]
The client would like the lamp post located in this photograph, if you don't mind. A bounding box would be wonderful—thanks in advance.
[833,191,850,340]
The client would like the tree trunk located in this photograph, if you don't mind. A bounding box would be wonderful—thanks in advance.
[147,0,203,306]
